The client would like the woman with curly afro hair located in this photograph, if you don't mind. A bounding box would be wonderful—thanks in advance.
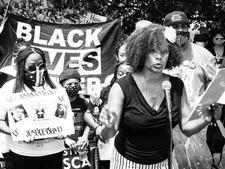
[95,24,214,169]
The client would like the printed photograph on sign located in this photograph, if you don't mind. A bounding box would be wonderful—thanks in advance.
[55,103,68,119]
[9,104,28,123]
[6,88,74,141]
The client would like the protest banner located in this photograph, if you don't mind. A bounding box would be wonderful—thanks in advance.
[0,14,121,94]
[83,13,107,24]
[5,88,74,141]
[63,148,91,169]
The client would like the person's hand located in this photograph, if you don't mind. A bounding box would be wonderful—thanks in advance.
[197,103,222,122]
[99,105,117,129]
[65,137,76,149]
[76,136,89,152]
[210,103,222,121]
[23,132,35,143]
[57,133,67,139]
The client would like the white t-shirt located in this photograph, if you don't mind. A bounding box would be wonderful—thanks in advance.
[164,42,217,111]
[0,79,65,157]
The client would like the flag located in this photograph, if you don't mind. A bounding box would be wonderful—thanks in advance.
[0,14,122,94]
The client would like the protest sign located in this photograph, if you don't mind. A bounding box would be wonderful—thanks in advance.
[189,68,225,121]
[5,88,74,141]
[0,14,121,94]
[83,13,107,24]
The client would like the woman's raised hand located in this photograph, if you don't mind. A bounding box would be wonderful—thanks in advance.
[99,105,117,128]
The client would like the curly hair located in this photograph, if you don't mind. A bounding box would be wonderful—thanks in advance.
[13,46,56,93]
[126,24,181,72]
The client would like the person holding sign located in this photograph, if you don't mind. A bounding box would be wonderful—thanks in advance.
[0,45,66,169]
[84,61,134,169]
[59,68,89,151]
[96,24,218,169]
[163,11,222,168]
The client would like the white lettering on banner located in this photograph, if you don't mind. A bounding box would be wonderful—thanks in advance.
[16,22,102,48]
[63,157,91,169]
[34,26,48,45]
[16,22,32,41]
[85,29,101,47]
[68,30,84,48]
[86,77,101,94]
[48,29,66,47]
[35,46,101,76]
[15,21,108,95]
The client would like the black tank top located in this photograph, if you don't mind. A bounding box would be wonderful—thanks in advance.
[114,74,183,164]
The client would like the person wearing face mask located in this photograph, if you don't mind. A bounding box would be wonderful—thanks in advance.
[59,68,90,152]
[0,46,65,169]
[102,42,128,88]
[84,61,134,169]
[163,11,221,168]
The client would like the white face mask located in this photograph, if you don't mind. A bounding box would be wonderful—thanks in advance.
[24,63,46,86]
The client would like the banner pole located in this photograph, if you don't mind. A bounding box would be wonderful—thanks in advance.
[2,0,12,23]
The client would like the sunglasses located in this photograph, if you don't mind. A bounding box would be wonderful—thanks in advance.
[27,63,46,73]
[117,72,132,76]
[215,37,224,40]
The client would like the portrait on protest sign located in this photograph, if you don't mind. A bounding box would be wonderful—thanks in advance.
[5,88,74,141]
[9,104,28,123]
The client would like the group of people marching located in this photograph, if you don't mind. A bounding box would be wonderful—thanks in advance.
[0,10,225,169]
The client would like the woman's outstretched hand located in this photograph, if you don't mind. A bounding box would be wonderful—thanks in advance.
[99,105,117,128]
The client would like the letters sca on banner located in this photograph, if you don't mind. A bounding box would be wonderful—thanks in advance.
[5,88,74,141]
[63,148,91,169]
[0,14,121,94]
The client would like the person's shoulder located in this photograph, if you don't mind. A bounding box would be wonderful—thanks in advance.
[50,78,62,88]
[169,75,183,86]
[191,43,214,57]
[0,79,15,93]
[102,74,114,88]
[169,75,184,94]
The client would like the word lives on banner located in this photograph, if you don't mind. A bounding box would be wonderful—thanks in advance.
[4,88,74,141]
[0,14,121,94]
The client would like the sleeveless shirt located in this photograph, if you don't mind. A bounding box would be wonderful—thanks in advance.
[114,74,183,164]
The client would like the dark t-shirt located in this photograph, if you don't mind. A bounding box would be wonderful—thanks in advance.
[69,95,88,142]
[114,74,183,164]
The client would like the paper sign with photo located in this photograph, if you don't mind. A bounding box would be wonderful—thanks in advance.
[189,68,225,121]
[5,88,74,141]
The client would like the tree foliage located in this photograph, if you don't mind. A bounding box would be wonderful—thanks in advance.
[0,0,225,35]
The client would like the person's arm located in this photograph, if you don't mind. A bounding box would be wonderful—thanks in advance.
[0,103,10,135]
[82,125,90,139]
[180,88,211,137]
[84,109,99,129]
[76,125,90,150]
[0,120,11,135]
[98,83,124,140]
